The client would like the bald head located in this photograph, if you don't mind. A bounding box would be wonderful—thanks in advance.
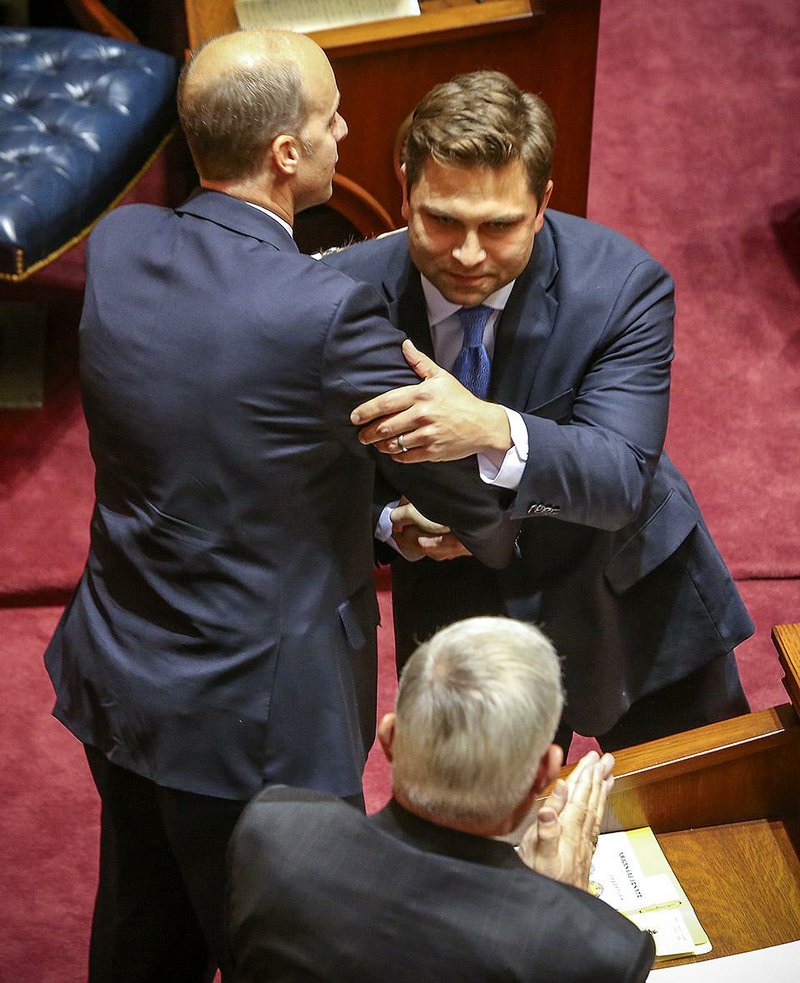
[178,29,331,183]
[185,29,322,91]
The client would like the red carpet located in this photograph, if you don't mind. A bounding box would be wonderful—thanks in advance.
[0,2,798,980]
[0,606,97,981]
[587,0,800,580]
[0,341,91,603]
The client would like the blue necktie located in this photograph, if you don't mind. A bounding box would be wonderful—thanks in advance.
[452,305,492,399]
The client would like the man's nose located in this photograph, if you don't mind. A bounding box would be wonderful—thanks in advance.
[453,231,485,267]
[336,114,348,141]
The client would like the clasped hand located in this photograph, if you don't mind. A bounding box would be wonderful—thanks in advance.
[517,750,615,890]
[390,499,471,561]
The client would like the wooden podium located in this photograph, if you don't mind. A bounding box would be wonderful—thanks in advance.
[592,623,800,968]
[182,1,601,224]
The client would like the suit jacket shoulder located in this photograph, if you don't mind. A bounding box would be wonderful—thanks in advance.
[543,209,662,263]
[323,229,412,291]
[228,787,654,982]
[538,211,673,316]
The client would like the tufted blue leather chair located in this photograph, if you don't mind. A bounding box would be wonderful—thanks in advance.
[0,26,177,281]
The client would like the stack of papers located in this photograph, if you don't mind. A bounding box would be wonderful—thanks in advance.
[235,0,421,34]
[590,827,711,959]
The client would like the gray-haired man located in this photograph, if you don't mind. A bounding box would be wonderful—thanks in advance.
[227,617,655,982]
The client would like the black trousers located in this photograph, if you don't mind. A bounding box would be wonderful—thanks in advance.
[85,746,246,983]
[553,651,750,755]
[84,749,366,983]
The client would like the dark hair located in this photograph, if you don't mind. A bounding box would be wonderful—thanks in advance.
[178,46,308,182]
[403,70,556,206]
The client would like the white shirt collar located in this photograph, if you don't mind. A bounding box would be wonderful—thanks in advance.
[244,201,294,238]
[420,275,516,328]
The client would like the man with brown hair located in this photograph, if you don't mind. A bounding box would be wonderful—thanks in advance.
[326,70,753,753]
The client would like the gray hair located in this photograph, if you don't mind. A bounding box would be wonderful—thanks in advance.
[178,34,309,182]
[392,617,564,827]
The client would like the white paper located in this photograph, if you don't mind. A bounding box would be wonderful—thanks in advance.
[590,829,711,959]
[590,832,651,908]
[648,939,800,980]
[235,0,420,34]
[632,909,698,959]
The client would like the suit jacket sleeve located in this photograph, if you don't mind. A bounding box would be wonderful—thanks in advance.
[319,278,518,569]
[512,257,675,530]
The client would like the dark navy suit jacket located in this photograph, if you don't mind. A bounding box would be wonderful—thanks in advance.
[325,214,753,734]
[44,190,516,800]
[227,786,655,982]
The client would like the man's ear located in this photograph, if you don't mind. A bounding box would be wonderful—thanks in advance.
[509,743,563,832]
[534,180,554,232]
[400,164,410,222]
[377,712,396,763]
[532,742,563,793]
[272,133,301,177]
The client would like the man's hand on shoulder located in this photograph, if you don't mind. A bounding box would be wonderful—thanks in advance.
[351,340,511,463]
[517,750,615,890]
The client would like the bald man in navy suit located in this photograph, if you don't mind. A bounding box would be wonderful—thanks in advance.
[44,37,517,983]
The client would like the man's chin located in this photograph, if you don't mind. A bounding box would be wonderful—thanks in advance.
[438,278,494,307]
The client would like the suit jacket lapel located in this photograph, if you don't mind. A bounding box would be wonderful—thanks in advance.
[490,220,559,410]
[385,253,435,358]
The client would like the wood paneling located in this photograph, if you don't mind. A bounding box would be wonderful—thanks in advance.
[603,705,800,834]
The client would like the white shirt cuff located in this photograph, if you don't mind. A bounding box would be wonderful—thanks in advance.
[376,500,422,561]
[375,502,398,543]
[478,407,528,490]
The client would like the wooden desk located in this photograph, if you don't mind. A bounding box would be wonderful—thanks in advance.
[182,0,601,223]
[594,624,800,967]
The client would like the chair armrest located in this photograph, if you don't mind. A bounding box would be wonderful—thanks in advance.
[64,0,139,43]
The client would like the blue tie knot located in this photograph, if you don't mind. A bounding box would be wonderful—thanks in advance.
[457,304,493,347]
